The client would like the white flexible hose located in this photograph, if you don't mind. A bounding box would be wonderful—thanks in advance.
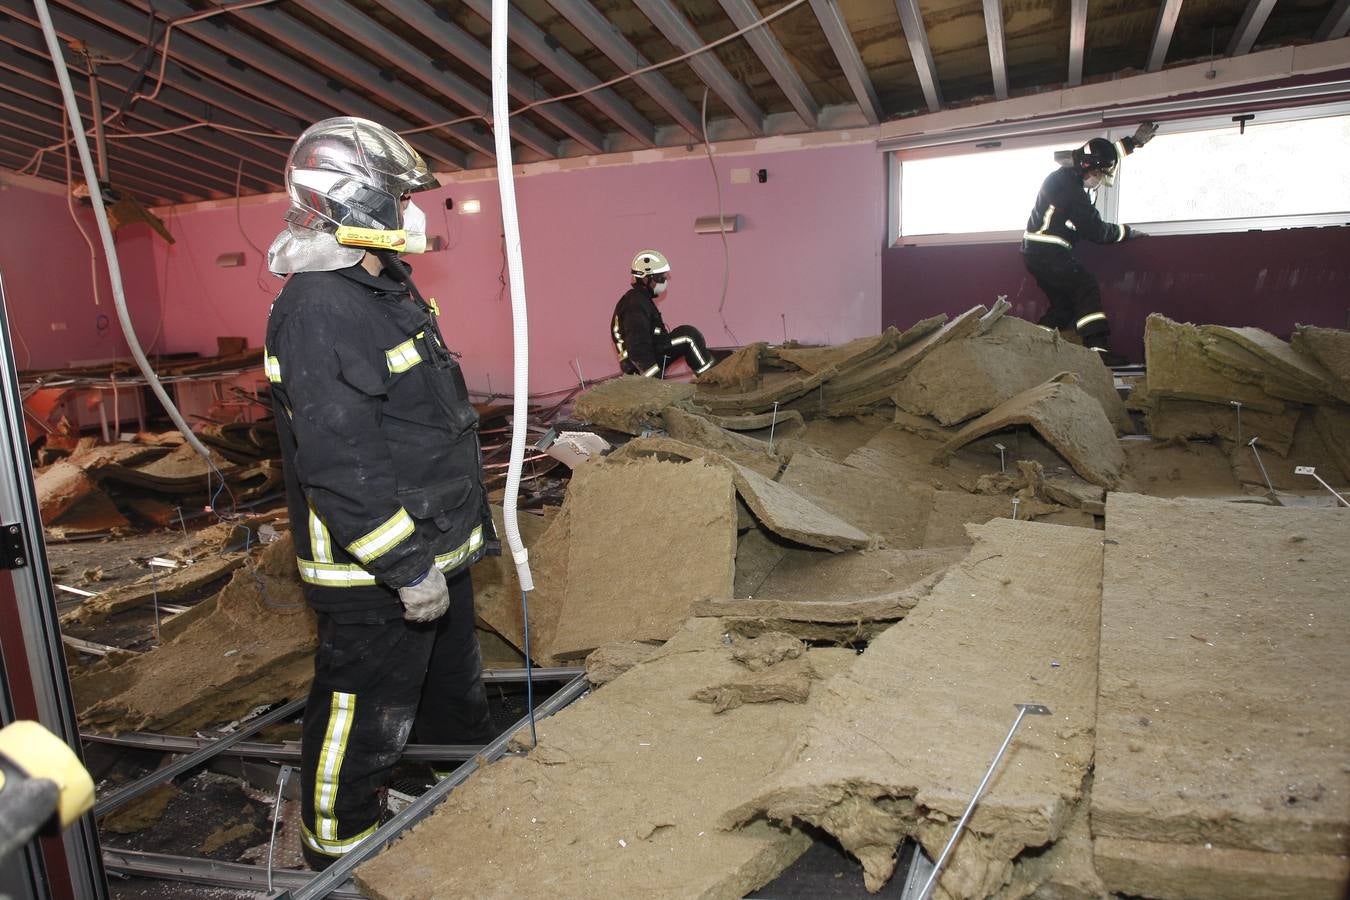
[34,0,217,468]
[491,0,535,592]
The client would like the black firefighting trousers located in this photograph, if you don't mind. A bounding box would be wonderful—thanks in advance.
[1021,243,1110,349]
[299,568,493,863]
[621,324,714,377]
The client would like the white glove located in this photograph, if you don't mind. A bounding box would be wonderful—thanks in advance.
[397,566,449,622]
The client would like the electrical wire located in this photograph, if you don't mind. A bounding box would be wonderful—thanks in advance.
[700,88,739,345]
[128,0,283,108]
[61,117,102,309]
[34,0,228,478]
[234,159,275,294]
[23,0,812,166]
[405,0,814,135]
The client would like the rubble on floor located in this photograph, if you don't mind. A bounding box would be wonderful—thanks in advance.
[355,617,860,900]
[36,428,282,538]
[1137,315,1350,492]
[892,314,1130,432]
[72,533,315,734]
[936,374,1126,489]
[1093,493,1350,899]
[723,519,1103,896]
[547,458,737,659]
[571,375,695,434]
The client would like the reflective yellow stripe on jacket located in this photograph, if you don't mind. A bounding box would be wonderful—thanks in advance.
[295,525,485,588]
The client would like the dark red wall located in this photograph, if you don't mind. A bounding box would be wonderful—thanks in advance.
[882,226,1350,362]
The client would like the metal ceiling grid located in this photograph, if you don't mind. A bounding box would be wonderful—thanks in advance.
[0,0,1345,207]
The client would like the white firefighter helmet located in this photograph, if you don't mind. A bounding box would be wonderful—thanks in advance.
[630,249,671,278]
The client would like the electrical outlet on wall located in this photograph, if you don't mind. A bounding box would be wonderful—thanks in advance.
[730,168,751,184]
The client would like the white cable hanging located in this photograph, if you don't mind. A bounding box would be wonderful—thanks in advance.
[491,0,536,595]
[34,0,222,473]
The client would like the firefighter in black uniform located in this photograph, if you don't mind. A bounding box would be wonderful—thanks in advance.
[263,117,495,869]
[1022,123,1157,362]
[611,249,714,378]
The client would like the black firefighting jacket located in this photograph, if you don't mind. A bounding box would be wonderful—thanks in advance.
[1023,158,1134,251]
[611,283,668,376]
[265,262,491,618]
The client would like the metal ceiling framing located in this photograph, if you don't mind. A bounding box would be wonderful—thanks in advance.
[1067,0,1088,87]
[545,0,704,138]
[1226,0,1278,55]
[631,0,765,134]
[715,0,819,129]
[808,0,881,125]
[1315,0,1350,41]
[981,0,1008,101]
[0,0,1345,207]
[372,0,609,152]
[1146,0,1185,73]
[893,0,943,112]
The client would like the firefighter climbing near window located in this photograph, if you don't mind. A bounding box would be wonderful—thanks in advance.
[264,117,496,870]
[1022,122,1158,365]
[611,249,715,378]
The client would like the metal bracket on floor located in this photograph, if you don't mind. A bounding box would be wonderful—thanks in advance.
[95,697,306,817]
[102,848,366,899]
[266,673,591,900]
[84,731,489,764]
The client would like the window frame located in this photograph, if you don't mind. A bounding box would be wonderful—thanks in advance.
[888,100,1350,248]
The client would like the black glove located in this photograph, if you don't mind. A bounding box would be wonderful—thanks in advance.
[1131,121,1158,147]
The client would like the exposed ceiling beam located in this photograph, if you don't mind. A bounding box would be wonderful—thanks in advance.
[1067,0,1087,86]
[808,0,881,124]
[0,94,247,196]
[892,0,943,111]
[0,71,275,193]
[0,143,179,205]
[371,0,609,153]
[453,0,653,149]
[181,0,513,161]
[0,41,278,192]
[1146,0,1185,72]
[280,0,562,159]
[1227,0,1277,55]
[546,0,703,139]
[982,0,1009,100]
[75,0,471,170]
[632,0,765,135]
[0,1,297,163]
[1314,0,1350,40]
[715,0,819,129]
[0,110,226,199]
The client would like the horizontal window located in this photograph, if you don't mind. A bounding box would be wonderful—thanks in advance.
[890,103,1350,245]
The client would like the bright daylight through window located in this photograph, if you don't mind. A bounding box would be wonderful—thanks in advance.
[1116,114,1350,223]
[899,142,1080,238]
[895,110,1350,241]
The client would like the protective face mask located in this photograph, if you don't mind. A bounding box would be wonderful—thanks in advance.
[401,199,427,254]
[1083,172,1103,190]
[652,281,668,297]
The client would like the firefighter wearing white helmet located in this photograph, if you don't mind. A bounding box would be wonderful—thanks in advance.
[611,249,714,377]
[264,117,495,870]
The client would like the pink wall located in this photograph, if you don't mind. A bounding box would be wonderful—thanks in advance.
[149,142,885,394]
[0,176,162,371]
[883,226,1350,363]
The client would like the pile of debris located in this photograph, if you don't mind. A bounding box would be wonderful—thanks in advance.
[35,426,281,539]
[363,497,1349,899]
[1137,314,1350,493]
